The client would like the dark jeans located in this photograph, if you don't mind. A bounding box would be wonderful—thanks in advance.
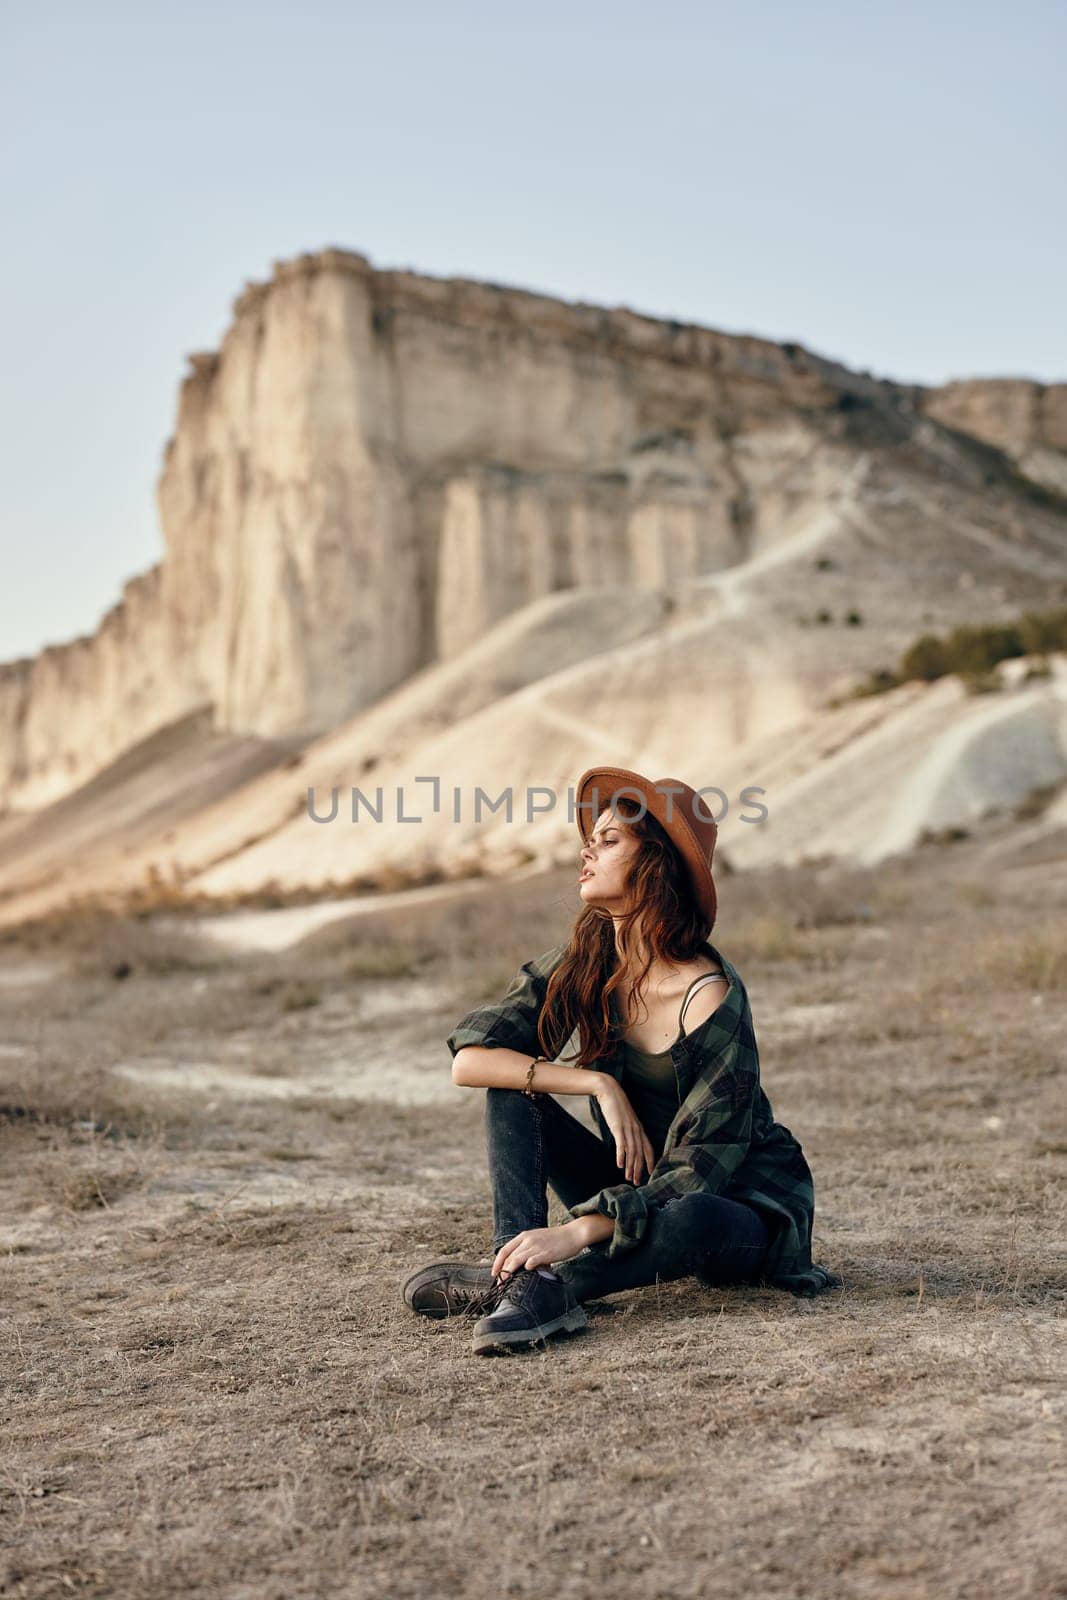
[485,1086,771,1303]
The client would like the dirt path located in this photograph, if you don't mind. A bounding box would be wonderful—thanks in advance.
[159,874,492,954]
[691,450,873,616]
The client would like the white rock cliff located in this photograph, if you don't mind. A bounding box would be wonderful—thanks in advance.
[1,244,974,813]
[1,247,1066,925]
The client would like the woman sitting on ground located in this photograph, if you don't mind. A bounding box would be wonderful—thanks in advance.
[403,765,842,1355]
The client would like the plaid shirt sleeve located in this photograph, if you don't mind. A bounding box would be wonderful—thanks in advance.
[445,943,569,1059]
[568,1027,757,1259]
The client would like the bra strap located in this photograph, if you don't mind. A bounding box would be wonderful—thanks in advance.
[677,972,727,1034]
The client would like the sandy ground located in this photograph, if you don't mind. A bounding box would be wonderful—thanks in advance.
[155,877,496,957]
[1,835,1065,1600]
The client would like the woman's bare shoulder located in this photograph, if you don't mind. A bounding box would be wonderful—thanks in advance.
[678,953,727,986]
[676,957,732,1034]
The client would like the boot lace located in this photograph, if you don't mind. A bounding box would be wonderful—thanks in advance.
[493,1267,541,1310]
[477,1273,515,1311]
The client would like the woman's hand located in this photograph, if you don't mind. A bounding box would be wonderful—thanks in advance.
[492,1223,588,1280]
[593,1079,656,1184]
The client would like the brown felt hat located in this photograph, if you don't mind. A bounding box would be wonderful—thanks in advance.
[575,766,718,934]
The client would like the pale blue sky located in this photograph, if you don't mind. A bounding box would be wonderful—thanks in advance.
[2,1,1063,662]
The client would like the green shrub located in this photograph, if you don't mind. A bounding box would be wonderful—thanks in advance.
[946,621,1025,676]
[1019,607,1067,654]
[900,633,951,682]
[852,667,901,698]
[856,604,1067,700]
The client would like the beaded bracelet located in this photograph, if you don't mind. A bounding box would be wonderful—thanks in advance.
[523,1056,550,1098]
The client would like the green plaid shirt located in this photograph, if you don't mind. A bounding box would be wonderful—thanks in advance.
[446,940,829,1294]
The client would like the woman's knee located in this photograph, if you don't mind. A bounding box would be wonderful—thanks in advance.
[484,1087,540,1161]
[485,1084,535,1119]
[658,1192,711,1227]
[658,1192,769,1249]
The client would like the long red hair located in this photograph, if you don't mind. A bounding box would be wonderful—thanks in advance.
[535,795,715,1068]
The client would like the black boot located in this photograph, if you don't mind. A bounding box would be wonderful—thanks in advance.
[471,1268,588,1355]
[402,1260,503,1319]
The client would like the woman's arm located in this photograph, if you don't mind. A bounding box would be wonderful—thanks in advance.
[453,1047,655,1184]
[452,1045,610,1100]
[569,1091,755,1258]
[572,1212,615,1246]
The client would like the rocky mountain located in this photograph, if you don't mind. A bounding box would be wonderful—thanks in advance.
[0,246,1065,927]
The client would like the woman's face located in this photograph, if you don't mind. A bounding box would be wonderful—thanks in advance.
[578,807,640,914]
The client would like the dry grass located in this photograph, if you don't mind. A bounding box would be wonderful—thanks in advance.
[1,839,1065,1599]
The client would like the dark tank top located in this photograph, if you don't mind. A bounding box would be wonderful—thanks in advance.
[617,970,729,1158]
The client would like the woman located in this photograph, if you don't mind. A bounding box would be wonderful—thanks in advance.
[403,766,842,1355]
